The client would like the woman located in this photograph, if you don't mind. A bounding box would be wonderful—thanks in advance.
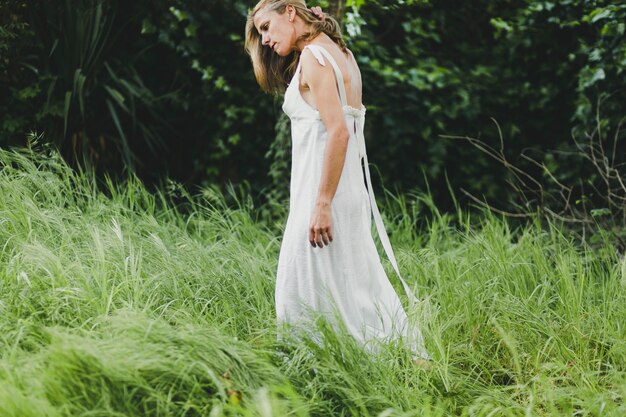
[245,0,429,364]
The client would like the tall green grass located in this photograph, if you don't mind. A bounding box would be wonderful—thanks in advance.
[0,146,624,416]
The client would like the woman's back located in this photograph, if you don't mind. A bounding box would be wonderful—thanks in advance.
[298,36,363,111]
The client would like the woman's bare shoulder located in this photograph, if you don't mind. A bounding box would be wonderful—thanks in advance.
[299,46,335,86]
[300,46,328,72]
[345,48,359,66]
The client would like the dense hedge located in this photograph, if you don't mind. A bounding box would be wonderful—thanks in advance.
[1,0,624,211]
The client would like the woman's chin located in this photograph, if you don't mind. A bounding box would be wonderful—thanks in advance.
[274,45,293,56]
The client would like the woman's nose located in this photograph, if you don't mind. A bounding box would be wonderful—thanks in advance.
[261,33,270,46]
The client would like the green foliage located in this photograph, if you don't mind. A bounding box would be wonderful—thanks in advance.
[1,0,624,213]
[0,0,178,174]
[1,146,626,416]
[136,0,278,188]
[0,1,37,141]
[345,0,625,209]
[0,0,277,186]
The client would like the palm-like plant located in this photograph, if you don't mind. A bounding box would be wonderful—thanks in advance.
[32,0,168,172]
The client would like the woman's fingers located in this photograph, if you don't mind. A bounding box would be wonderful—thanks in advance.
[308,207,332,248]
[315,226,324,247]
[309,226,316,247]
[321,228,329,246]
[310,6,326,21]
[309,225,332,248]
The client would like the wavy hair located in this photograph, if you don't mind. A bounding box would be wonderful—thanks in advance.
[245,0,346,95]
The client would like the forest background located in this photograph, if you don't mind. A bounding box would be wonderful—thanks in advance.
[1,0,625,218]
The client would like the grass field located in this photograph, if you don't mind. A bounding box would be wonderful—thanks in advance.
[0,146,624,416]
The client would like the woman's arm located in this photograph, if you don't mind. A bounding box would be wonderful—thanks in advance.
[300,48,350,248]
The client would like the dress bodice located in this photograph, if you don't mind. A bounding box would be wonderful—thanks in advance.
[283,44,367,157]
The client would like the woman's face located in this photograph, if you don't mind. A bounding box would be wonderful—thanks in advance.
[253,6,296,56]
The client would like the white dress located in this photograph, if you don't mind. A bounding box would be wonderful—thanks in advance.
[275,44,429,359]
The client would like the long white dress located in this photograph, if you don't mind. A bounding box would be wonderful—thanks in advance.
[275,44,429,359]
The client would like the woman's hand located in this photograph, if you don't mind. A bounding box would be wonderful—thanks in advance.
[309,6,326,21]
[309,201,333,248]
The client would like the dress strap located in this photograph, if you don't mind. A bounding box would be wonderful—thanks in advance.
[360,145,419,308]
[302,44,348,107]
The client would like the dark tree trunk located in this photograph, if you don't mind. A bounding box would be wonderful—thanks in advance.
[327,0,346,23]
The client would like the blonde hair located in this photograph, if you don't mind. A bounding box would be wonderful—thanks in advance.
[245,0,346,95]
